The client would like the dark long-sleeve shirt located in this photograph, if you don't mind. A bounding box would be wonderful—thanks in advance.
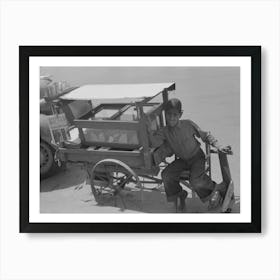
[149,119,218,162]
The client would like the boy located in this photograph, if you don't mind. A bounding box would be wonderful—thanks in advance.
[147,98,230,211]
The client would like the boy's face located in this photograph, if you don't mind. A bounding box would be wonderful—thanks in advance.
[165,108,182,127]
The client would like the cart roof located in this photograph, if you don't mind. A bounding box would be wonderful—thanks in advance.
[59,82,175,101]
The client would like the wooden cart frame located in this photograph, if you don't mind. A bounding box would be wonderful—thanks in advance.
[55,82,234,212]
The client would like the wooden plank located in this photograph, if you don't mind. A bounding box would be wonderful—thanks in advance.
[221,180,234,212]
[73,119,140,130]
[162,89,169,106]
[110,104,133,120]
[58,147,159,175]
[44,86,79,102]
[205,143,212,179]
[83,141,140,149]
[159,111,165,127]
[91,103,127,117]
[60,147,141,157]
[59,148,144,168]
[96,103,130,109]
[80,104,132,121]
[136,102,152,170]
[218,151,232,184]
[78,127,86,143]
[61,104,75,124]
[133,82,175,106]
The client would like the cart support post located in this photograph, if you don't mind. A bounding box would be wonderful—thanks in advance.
[205,143,212,179]
[162,89,169,106]
[136,102,152,171]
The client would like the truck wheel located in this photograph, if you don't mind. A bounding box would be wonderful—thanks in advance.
[40,141,56,178]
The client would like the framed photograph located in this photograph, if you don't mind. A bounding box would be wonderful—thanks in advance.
[20,46,261,233]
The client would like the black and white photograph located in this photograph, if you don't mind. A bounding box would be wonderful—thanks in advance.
[20,46,260,232]
[39,67,239,214]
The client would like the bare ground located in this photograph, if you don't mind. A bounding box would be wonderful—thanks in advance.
[40,165,240,214]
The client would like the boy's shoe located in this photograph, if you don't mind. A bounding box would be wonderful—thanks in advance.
[214,181,227,197]
[207,181,227,210]
[208,190,222,210]
[177,190,188,212]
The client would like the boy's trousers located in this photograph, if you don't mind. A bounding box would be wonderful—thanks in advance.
[161,148,215,201]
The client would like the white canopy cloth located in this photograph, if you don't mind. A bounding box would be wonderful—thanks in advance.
[60,82,175,101]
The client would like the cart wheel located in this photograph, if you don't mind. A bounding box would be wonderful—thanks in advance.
[90,159,142,208]
[40,140,56,178]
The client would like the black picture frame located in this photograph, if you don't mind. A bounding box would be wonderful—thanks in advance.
[20,46,261,233]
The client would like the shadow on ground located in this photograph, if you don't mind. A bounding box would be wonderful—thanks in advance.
[40,165,87,193]
[40,167,240,213]
[40,172,240,213]
[80,185,240,213]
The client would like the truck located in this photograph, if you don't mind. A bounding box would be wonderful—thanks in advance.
[40,76,91,178]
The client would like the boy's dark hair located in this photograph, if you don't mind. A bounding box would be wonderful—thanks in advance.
[164,98,182,113]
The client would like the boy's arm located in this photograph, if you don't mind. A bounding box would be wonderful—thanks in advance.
[189,120,220,148]
[153,141,174,165]
[189,120,232,153]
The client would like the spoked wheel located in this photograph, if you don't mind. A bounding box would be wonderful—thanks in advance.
[90,159,142,209]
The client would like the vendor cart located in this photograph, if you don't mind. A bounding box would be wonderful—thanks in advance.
[55,82,235,213]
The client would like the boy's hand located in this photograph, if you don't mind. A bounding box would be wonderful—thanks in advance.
[216,145,233,154]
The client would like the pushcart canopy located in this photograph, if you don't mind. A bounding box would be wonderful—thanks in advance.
[59,82,175,102]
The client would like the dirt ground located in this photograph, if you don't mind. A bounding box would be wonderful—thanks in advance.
[40,165,240,214]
